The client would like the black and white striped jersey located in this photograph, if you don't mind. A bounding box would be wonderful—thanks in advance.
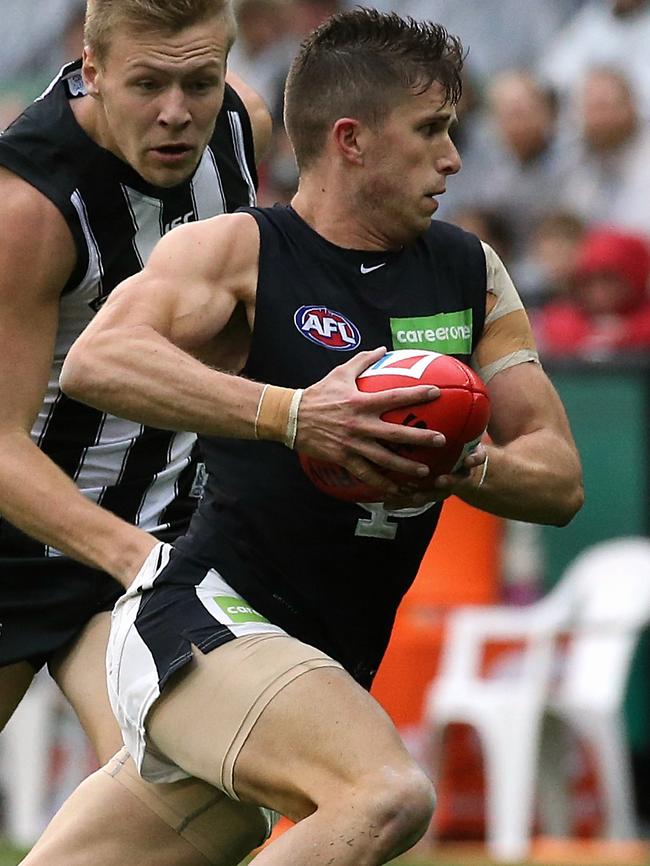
[0,60,257,557]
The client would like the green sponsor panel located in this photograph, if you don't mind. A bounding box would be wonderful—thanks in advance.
[214,596,269,623]
[390,310,473,354]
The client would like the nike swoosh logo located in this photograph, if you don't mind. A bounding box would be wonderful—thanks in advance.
[360,262,387,274]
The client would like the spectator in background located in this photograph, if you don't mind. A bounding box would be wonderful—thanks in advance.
[227,0,293,110]
[485,71,565,230]
[527,211,588,307]
[368,0,577,85]
[539,0,650,121]
[447,205,515,272]
[444,71,570,303]
[251,0,344,204]
[229,0,343,121]
[290,0,343,39]
[560,67,650,235]
[535,228,650,357]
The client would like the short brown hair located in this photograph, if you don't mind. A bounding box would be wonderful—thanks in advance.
[284,8,464,170]
[85,0,236,64]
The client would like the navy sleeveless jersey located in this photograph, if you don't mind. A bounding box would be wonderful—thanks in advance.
[0,61,257,558]
[176,205,487,686]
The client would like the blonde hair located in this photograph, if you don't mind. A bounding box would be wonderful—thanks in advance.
[85,0,236,63]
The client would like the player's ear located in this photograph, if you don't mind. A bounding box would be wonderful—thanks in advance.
[333,118,364,165]
[82,47,102,99]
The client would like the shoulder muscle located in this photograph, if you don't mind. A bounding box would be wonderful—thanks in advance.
[0,166,75,304]
[473,242,539,383]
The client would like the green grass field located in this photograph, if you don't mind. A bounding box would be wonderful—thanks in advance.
[0,842,27,866]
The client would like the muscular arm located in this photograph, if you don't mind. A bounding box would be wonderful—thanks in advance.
[0,169,155,583]
[452,362,583,525]
[434,244,583,525]
[61,214,447,494]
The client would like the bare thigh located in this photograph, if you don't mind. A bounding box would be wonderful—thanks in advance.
[48,611,122,762]
[148,648,419,820]
[0,662,35,730]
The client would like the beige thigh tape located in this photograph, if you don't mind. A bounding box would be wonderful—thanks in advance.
[103,748,273,864]
[147,633,343,800]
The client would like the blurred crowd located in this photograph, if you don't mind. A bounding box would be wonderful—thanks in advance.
[4,0,650,361]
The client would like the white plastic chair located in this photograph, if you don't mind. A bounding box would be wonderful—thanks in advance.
[539,538,650,842]
[422,536,650,863]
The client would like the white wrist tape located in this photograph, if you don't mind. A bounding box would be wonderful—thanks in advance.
[284,388,304,450]
[254,384,270,440]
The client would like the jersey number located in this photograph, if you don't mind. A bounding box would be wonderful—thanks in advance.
[354,501,437,539]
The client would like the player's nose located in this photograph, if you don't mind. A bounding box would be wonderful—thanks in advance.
[158,86,192,127]
[437,137,461,176]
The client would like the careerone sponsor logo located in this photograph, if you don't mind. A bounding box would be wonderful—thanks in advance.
[391,310,473,354]
[214,596,270,624]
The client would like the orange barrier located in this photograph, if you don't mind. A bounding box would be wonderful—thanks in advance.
[371,496,502,728]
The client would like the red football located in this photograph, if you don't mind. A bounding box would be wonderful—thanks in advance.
[299,349,490,502]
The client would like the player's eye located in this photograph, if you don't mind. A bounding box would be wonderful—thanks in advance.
[134,80,159,92]
[186,78,219,94]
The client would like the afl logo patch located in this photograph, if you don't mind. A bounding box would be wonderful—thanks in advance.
[294,306,361,351]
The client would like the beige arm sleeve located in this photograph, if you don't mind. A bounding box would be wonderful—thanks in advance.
[472,242,540,383]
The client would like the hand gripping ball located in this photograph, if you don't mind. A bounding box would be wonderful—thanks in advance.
[299,349,490,502]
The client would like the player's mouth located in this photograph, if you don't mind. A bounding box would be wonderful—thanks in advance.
[426,189,445,211]
[150,143,194,164]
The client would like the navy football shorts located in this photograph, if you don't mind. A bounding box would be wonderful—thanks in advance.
[0,556,123,670]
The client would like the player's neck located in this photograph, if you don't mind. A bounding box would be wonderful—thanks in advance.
[292,182,394,252]
[70,95,115,156]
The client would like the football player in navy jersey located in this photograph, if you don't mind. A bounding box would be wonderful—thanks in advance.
[55,9,581,866]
